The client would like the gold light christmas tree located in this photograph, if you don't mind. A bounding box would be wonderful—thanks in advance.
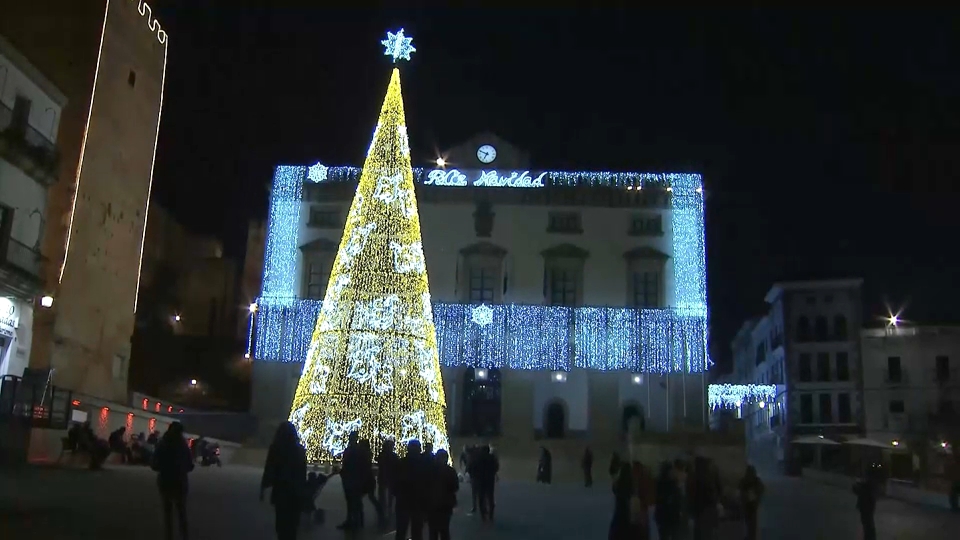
[289,41,448,462]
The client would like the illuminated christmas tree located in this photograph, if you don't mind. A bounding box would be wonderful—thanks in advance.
[289,30,449,462]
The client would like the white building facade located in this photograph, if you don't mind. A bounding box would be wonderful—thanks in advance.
[861,326,960,453]
[0,34,64,381]
[249,134,709,444]
[731,280,865,471]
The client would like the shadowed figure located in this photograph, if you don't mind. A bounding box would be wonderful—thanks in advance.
[394,439,427,540]
[152,421,194,540]
[260,422,307,540]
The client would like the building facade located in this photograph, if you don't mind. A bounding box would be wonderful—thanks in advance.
[731,279,864,471]
[248,133,709,444]
[861,326,960,456]
[0,34,65,382]
[0,0,167,401]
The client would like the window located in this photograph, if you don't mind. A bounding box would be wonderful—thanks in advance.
[549,269,577,306]
[819,394,833,423]
[800,394,813,423]
[836,352,850,381]
[833,315,848,340]
[889,400,905,414]
[547,212,582,234]
[814,316,829,341]
[128,70,137,87]
[11,95,31,133]
[631,271,660,308]
[460,368,502,436]
[936,355,950,383]
[887,356,902,383]
[468,267,495,303]
[755,342,766,366]
[305,259,331,299]
[838,393,852,423]
[797,317,812,342]
[308,206,341,228]
[629,214,663,236]
[799,353,812,382]
[816,352,831,382]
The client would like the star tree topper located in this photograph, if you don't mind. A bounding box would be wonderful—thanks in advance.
[382,28,416,63]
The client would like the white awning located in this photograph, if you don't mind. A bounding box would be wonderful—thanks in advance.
[793,435,840,445]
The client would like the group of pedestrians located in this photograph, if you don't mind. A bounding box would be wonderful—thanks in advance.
[608,454,765,540]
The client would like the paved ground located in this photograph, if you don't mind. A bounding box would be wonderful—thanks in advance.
[1,463,959,539]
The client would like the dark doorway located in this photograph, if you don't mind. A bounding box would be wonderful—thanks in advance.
[621,404,644,433]
[545,401,565,438]
[460,367,502,436]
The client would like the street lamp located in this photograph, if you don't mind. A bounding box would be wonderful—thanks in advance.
[248,302,258,314]
[435,157,446,167]
[40,295,54,308]
[190,379,197,386]
[174,314,182,322]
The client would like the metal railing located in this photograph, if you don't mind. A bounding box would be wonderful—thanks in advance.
[1,237,42,277]
[0,100,59,176]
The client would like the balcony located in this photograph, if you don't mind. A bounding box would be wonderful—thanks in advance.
[0,101,59,185]
[0,237,44,297]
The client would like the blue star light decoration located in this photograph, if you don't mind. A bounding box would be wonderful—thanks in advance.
[471,304,494,327]
[381,28,416,63]
[307,162,328,183]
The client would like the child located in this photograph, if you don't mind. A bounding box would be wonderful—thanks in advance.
[303,470,334,524]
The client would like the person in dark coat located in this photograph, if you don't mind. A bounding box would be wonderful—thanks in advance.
[152,421,194,540]
[609,452,622,479]
[582,447,594,487]
[338,431,362,529]
[608,462,638,540]
[260,421,308,540]
[537,446,552,484]
[428,449,459,540]
[853,475,877,540]
[477,445,499,521]
[738,465,764,540]
[394,439,427,540]
[357,438,383,526]
[689,456,721,540]
[466,445,481,514]
[377,439,399,520]
[655,461,683,540]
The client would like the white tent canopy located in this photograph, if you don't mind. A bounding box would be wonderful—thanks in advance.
[793,435,840,445]
[843,438,901,450]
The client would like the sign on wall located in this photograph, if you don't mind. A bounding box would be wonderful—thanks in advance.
[425,169,547,188]
[0,297,19,334]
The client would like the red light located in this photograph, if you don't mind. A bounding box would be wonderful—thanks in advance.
[148,418,157,432]
[167,406,173,413]
[178,409,184,413]
[71,400,81,407]
[142,398,149,410]
[155,402,161,412]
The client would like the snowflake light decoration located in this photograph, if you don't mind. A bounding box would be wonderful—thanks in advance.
[381,28,416,63]
[471,304,494,327]
[307,162,328,183]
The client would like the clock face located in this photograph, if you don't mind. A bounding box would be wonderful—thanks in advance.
[477,144,497,164]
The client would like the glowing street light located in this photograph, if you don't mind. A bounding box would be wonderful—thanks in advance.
[40,295,54,308]
[435,157,446,167]
[174,314,182,322]
[189,379,197,386]
[248,302,258,314]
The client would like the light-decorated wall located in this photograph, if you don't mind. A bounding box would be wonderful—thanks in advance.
[252,165,709,374]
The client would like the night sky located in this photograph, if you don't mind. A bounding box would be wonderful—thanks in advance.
[149,5,960,371]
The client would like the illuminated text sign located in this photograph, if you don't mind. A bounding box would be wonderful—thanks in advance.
[425,169,547,188]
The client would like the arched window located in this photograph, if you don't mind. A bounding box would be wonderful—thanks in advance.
[545,401,566,439]
[797,317,812,342]
[814,316,829,341]
[459,367,502,436]
[833,315,848,340]
[621,404,645,434]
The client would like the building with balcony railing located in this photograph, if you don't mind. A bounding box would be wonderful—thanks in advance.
[0,1,168,402]
[727,279,865,472]
[861,325,960,452]
[0,33,64,383]
[246,133,709,445]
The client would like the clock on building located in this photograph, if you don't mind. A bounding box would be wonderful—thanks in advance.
[477,144,497,164]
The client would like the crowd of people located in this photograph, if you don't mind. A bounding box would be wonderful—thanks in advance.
[259,424,500,540]
[606,453,765,540]
[65,421,162,469]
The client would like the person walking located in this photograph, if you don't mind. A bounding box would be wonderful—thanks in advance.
[377,439,399,521]
[338,431,362,529]
[853,473,878,540]
[428,449,459,540]
[582,447,594,487]
[394,439,427,540]
[260,421,308,540]
[609,462,638,540]
[655,461,683,540]
[477,445,499,522]
[151,421,194,540]
[738,466,764,540]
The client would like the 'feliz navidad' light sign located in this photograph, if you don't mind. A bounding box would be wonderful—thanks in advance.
[425,168,548,188]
